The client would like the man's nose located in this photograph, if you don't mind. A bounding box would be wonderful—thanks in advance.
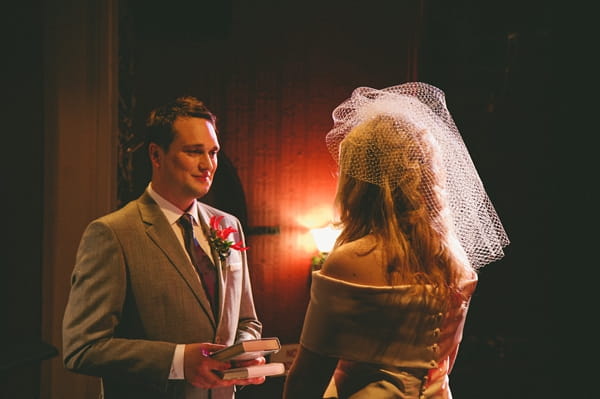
[198,153,215,169]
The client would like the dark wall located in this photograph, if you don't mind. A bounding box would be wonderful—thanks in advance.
[419,2,554,398]
[1,0,58,398]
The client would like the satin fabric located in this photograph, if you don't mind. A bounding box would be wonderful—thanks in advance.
[301,271,477,398]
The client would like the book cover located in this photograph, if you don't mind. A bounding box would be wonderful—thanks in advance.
[215,362,286,380]
[210,337,281,361]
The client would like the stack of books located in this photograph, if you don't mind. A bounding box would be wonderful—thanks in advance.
[210,337,286,380]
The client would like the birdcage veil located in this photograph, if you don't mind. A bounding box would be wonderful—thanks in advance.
[325,82,509,269]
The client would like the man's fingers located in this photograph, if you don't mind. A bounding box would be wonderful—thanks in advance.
[234,376,267,386]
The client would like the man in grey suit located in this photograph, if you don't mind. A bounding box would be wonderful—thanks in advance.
[63,96,265,398]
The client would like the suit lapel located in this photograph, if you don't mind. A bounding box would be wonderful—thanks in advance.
[138,192,216,326]
[197,204,226,323]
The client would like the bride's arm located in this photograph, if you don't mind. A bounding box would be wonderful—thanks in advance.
[283,345,338,399]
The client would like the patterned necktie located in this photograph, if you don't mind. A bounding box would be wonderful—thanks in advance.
[178,213,218,316]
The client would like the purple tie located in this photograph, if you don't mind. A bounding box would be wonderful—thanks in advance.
[178,214,218,316]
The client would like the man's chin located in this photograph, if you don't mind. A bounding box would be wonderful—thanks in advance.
[193,183,212,198]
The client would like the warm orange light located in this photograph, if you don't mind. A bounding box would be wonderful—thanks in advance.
[309,224,341,254]
[295,205,337,230]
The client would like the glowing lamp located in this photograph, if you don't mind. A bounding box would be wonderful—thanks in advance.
[309,224,341,270]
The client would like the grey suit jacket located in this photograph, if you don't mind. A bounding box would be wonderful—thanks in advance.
[62,191,262,399]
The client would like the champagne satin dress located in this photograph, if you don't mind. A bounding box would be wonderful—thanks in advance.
[300,271,478,399]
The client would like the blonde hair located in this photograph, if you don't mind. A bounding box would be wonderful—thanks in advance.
[334,116,468,295]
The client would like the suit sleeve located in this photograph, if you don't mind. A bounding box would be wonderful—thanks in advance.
[62,220,175,391]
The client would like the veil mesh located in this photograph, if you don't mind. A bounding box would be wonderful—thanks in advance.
[325,82,509,269]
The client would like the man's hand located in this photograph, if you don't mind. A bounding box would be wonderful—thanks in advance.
[184,344,267,388]
[231,355,266,368]
[184,343,233,388]
[231,355,267,386]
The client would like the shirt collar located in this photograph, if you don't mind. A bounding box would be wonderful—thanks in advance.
[147,183,201,226]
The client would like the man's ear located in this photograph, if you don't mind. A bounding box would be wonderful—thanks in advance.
[149,143,161,167]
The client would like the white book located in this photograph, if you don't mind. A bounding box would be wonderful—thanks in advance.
[215,362,286,380]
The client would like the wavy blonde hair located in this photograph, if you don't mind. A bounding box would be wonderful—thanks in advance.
[334,115,469,295]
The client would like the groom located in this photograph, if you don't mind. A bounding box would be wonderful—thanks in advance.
[62,96,264,398]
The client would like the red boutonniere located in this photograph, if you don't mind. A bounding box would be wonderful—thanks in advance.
[208,215,249,261]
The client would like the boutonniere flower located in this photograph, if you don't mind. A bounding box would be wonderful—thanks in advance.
[208,215,249,261]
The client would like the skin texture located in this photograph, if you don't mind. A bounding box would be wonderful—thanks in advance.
[321,235,386,285]
[283,345,338,399]
[149,117,219,212]
[184,343,266,389]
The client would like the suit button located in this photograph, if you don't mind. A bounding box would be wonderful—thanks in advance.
[215,337,221,343]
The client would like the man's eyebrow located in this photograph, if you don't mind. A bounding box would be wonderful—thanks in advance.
[183,144,220,150]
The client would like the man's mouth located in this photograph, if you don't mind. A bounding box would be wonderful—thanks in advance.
[194,173,211,182]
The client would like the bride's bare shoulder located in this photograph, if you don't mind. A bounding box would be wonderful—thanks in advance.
[321,235,385,284]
